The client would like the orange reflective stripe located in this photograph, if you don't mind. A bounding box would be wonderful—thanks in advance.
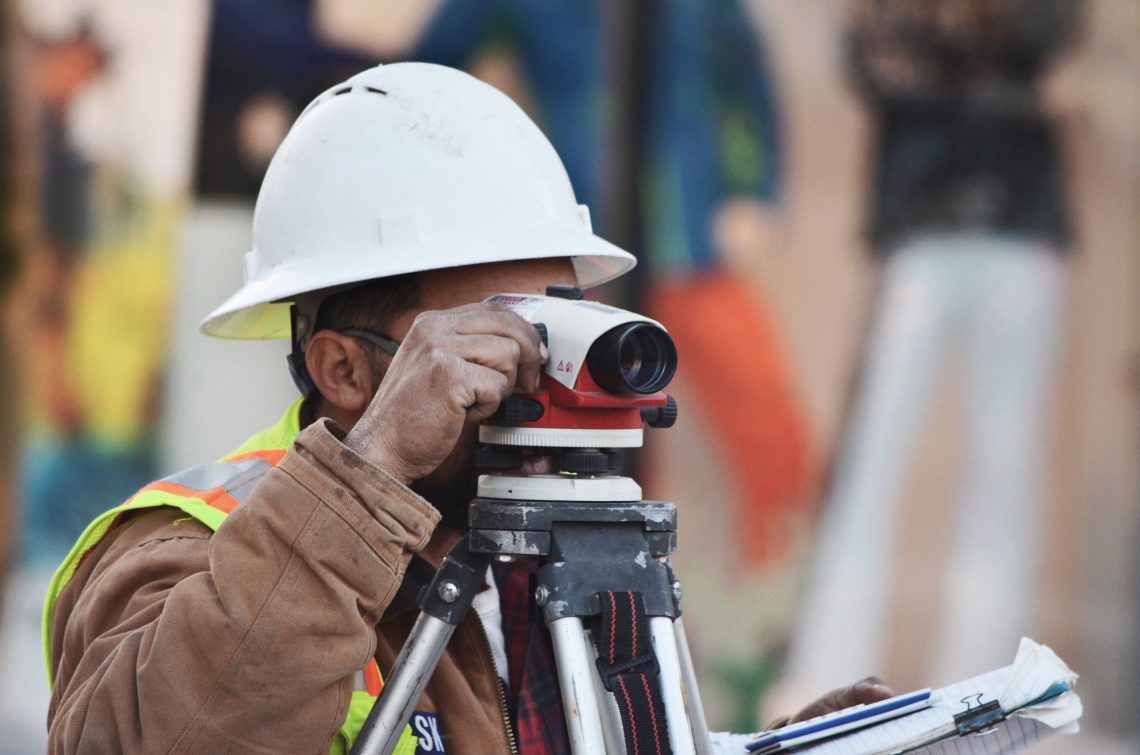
[130,456,282,515]
[364,658,383,697]
[139,481,241,514]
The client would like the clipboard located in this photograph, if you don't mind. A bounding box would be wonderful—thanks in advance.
[747,639,1081,755]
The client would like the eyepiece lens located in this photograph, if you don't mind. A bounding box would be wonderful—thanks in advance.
[587,322,677,394]
[620,338,643,381]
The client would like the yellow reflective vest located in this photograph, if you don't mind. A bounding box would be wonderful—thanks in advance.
[43,399,418,754]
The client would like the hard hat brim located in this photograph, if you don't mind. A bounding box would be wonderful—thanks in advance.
[199,226,637,339]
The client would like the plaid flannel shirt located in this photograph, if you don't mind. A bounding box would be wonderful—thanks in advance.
[494,558,570,755]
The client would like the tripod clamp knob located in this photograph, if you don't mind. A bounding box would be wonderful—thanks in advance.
[417,538,491,625]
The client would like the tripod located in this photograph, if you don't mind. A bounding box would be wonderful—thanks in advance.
[350,448,713,755]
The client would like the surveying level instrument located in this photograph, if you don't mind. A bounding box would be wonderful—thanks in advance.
[351,287,712,755]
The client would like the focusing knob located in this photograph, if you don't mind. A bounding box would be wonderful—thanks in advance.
[641,395,678,429]
[474,444,523,471]
[559,449,611,474]
[493,396,545,426]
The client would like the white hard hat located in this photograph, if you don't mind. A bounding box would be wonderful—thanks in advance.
[201,62,636,340]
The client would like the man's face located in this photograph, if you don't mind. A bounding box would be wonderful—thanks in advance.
[382,258,576,528]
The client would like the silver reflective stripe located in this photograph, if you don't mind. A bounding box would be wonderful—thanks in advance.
[160,459,273,505]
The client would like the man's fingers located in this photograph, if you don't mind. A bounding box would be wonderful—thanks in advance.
[446,334,523,389]
[456,361,513,422]
[431,307,544,360]
[355,302,549,482]
[788,677,896,724]
[848,677,894,705]
[515,363,543,394]
[788,699,835,725]
[445,332,545,392]
[415,307,544,391]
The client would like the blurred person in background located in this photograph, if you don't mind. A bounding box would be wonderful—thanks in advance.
[409,2,814,727]
[15,23,132,565]
[411,0,813,570]
[10,2,204,566]
[2,4,210,746]
[780,0,1084,697]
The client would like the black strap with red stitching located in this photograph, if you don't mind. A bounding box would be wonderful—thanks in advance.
[594,590,674,755]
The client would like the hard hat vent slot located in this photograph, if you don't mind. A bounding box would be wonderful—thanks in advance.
[299,84,388,120]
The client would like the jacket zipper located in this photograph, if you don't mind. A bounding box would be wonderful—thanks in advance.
[473,615,520,755]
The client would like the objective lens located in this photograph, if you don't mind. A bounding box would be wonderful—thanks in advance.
[587,322,677,394]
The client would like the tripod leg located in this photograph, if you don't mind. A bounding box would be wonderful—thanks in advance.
[351,536,489,755]
[549,616,609,753]
[352,613,456,755]
[650,617,697,755]
[673,618,713,755]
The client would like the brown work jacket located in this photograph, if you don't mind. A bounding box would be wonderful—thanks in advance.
[46,419,516,754]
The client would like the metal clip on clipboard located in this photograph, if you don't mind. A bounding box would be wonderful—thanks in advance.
[953,694,1006,736]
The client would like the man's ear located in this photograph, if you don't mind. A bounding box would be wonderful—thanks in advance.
[305,330,377,413]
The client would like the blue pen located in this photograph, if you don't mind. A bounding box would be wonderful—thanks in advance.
[746,688,934,752]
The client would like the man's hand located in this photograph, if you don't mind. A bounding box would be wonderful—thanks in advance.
[344,302,547,484]
[767,677,895,729]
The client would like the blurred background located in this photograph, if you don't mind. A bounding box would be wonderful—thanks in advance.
[0,0,1136,752]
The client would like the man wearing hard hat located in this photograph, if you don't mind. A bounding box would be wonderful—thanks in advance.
[43,64,889,754]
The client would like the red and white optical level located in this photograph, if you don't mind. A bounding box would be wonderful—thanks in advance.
[480,289,678,449]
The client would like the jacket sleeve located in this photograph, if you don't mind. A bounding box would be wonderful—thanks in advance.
[47,419,441,754]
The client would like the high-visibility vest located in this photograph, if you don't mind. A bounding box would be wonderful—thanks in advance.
[43,400,418,755]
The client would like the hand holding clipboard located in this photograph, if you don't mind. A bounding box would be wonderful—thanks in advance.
[747,689,934,753]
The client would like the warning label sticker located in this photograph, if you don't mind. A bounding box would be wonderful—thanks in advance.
[486,294,544,320]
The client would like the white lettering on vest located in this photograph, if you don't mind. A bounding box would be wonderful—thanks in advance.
[412,712,445,753]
